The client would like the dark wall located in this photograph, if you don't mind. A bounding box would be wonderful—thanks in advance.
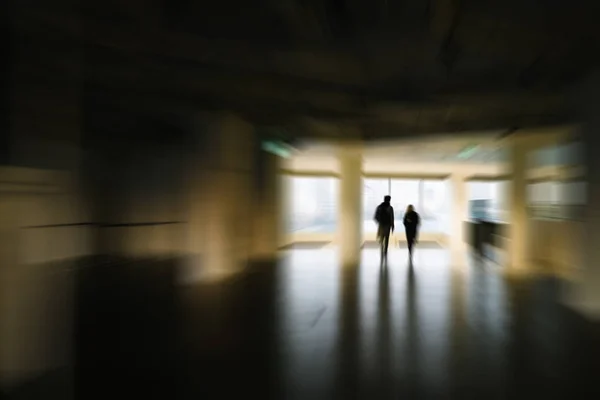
[0,0,13,165]
[82,107,189,256]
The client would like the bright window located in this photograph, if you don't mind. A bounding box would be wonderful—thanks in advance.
[421,180,450,233]
[363,178,389,233]
[362,178,448,234]
[284,176,338,233]
[468,181,509,222]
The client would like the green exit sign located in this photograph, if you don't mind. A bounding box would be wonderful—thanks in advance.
[261,140,294,158]
[458,144,479,160]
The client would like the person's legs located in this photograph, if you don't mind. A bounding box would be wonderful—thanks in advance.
[407,235,414,258]
[376,226,382,258]
[383,233,390,257]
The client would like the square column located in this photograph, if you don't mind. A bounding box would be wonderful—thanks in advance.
[506,136,531,274]
[564,72,600,319]
[575,122,600,317]
[184,113,256,282]
[250,151,281,263]
[338,144,363,267]
[450,174,468,266]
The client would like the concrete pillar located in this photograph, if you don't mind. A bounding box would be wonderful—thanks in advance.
[338,144,363,267]
[573,127,600,318]
[184,114,256,281]
[563,72,600,319]
[185,135,208,266]
[450,174,467,266]
[251,151,281,262]
[278,172,290,248]
[205,115,256,277]
[506,136,531,274]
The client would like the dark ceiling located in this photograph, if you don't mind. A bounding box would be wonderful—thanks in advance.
[14,0,600,140]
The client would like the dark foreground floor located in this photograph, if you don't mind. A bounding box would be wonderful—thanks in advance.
[6,248,600,399]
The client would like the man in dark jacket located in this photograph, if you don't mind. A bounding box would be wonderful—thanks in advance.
[374,195,395,261]
[403,204,420,261]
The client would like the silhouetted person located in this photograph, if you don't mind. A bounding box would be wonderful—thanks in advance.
[374,195,395,261]
[403,205,420,261]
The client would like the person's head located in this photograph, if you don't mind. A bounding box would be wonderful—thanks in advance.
[406,204,414,213]
[383,195,391,203]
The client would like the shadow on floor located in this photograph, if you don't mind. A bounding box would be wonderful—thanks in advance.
[5,253,600,399]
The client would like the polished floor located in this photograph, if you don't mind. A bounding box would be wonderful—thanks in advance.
[9,247,600,399]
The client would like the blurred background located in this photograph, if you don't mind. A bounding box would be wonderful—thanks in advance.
[1,0,600,398]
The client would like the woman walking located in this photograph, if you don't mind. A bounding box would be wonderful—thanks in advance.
[403,205,420,262]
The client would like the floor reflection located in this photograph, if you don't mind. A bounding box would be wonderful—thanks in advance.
[30,247,600,399]
[274,247,600,399]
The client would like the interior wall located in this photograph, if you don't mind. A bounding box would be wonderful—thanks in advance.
[1,168,92,264]
[0,167,89,389]
[529,219,583,276]
[85,133,188,259]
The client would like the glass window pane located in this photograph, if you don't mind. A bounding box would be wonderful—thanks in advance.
[560,181,586,205]
[527,181,554,204]
[468,181,509,222]
[469,181,492,200]
[550,182,561,204]
[421,180,449,233]
[492,181,509,221]
[284,176,338,233]
[390,179,420,228]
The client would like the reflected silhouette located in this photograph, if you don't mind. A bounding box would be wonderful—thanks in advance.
[404,261,420,395]
[407,260,415,284]
[505,278,535,397]
[448,270,469,396]
[376,265,392,395]
[56,251,600,399]
[380,255,388,268]
[334,264,361,398]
